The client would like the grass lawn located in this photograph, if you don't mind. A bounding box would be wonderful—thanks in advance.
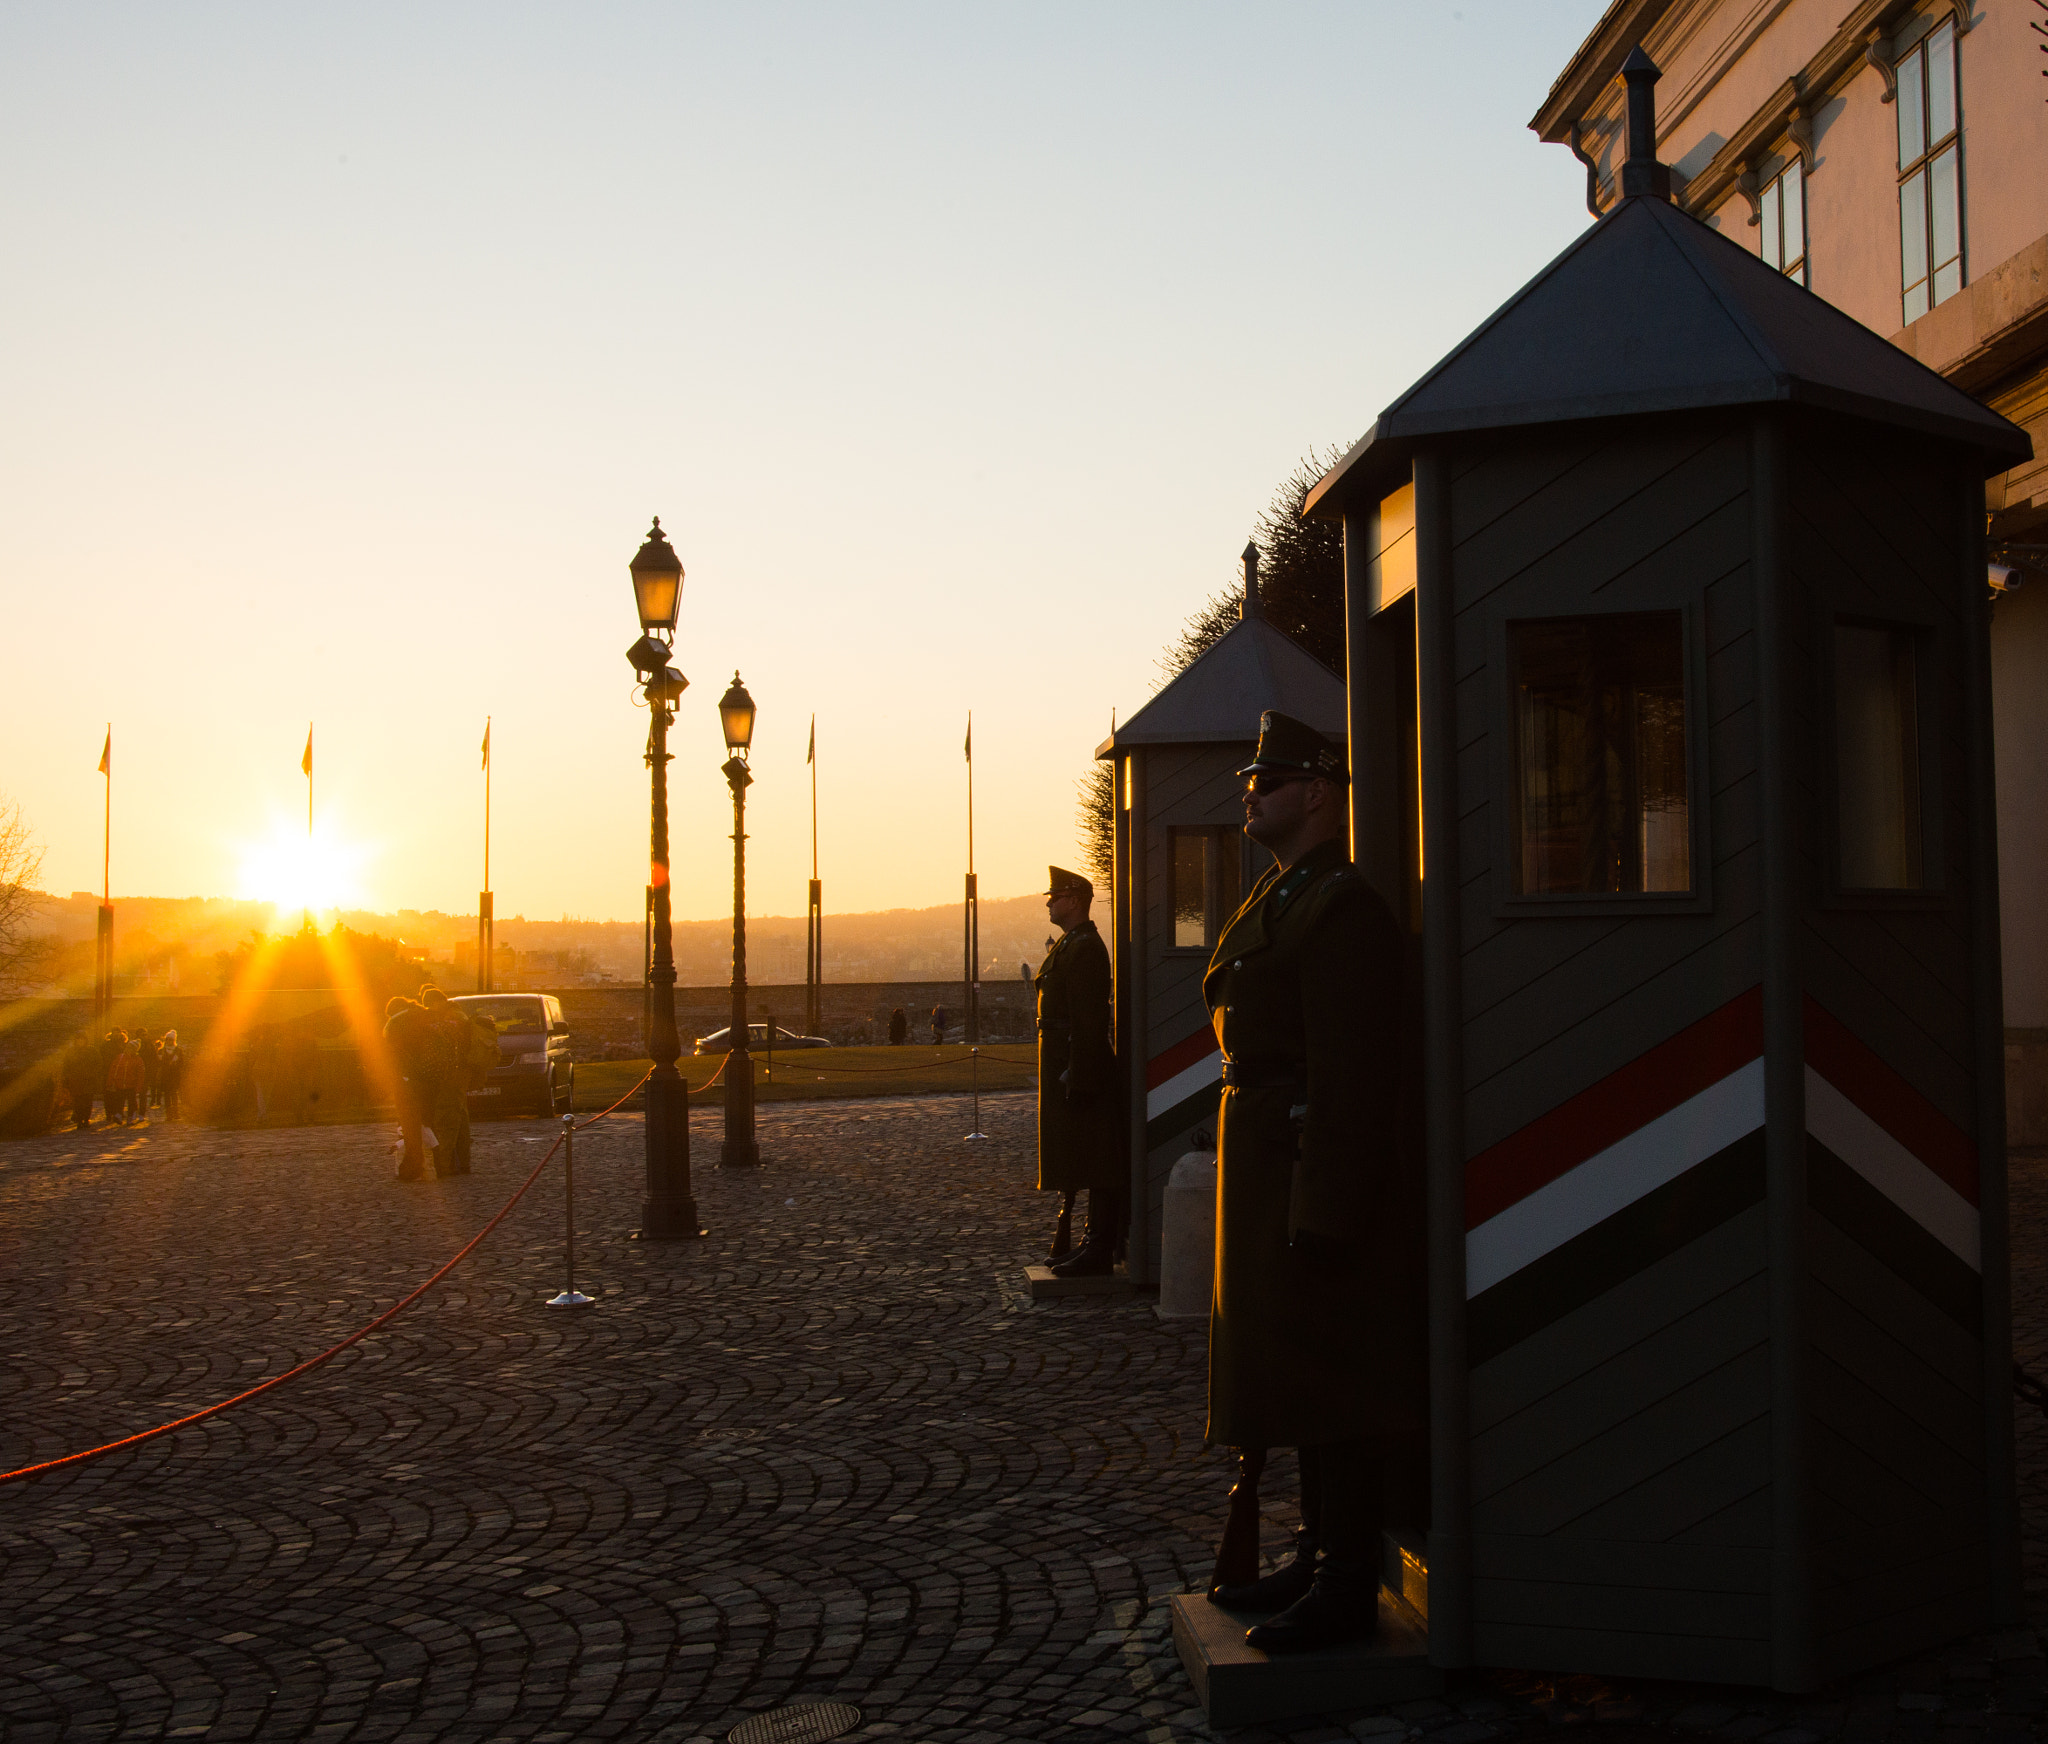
[571,1043,1038,1111]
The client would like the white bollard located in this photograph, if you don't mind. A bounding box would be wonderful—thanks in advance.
[1155,1148,1218,1320]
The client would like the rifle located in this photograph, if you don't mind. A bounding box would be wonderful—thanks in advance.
[1210,1445,1268,1593]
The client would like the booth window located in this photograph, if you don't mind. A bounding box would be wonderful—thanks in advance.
[1511,613,1690,896]
[1897,16,1962,325]
[1834,623,1924,890]
[1170,827,1242,949]
[1758,160,1807,286]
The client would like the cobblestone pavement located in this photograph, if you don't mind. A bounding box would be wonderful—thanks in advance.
[2,1102,2047,1744]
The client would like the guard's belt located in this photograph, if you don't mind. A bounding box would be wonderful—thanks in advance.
[1220,1058,1307,1091]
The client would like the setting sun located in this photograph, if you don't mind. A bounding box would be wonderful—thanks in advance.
[233,815,372,915]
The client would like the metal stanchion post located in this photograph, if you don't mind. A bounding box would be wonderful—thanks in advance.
[547,1113,594,1308]
[963,1045,988,1142]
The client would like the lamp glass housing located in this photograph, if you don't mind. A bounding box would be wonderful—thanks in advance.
[629,519,684,633]
[718,672,757,754]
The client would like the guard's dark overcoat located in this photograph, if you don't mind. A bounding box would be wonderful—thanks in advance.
[1035,917,1121,1194]
[1202,838,1419,1449]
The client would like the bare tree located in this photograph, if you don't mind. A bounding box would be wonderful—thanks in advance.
[1080,445,1353,879]
[0,798,56,998]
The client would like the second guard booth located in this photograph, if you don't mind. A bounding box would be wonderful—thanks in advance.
[1097,548,1346,1287]
[1295,59,2032,1693]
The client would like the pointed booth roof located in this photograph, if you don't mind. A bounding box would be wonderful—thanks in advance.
[1096,615,1344,759]
[1304,194,2031,517]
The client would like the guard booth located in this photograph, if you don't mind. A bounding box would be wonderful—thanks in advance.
[1301,61,2033,1693]
[1097,548,1345,1287]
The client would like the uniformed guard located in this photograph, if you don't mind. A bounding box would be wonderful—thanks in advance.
[1203,711,1413,1653]
[1034,866,1125,1275]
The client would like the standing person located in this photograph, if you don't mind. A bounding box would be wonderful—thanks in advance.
[930,1005,948,1046]
[143,1034,163,1114]
[159,1030,184,1122]
[1201,711,1411,1654]
[62,1034,100,1130]
[409,986,460,1175]
[109,1037,146,1125]
[1034,867,1124,1275]
[888,1006,908,1047]
[420,987,488,1177]
[383,995,438,1181]
[98,1029,124,1123]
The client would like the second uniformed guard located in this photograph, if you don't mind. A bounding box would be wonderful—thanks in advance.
[1035,866,1126,1276]
[1203,711,1413,1653]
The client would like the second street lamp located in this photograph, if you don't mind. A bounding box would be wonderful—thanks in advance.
[719,670,760,1167]
[627,519,703,1238]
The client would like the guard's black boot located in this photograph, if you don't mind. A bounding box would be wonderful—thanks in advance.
[1244,1561,1378,1654]
[1049,1228,1115,1277]
[1046,1196,1074,1262]
[1212,1531,1319,1612]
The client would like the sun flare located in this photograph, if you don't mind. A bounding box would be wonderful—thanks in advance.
[233,815,372,915]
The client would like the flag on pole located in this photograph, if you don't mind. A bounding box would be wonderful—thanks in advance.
[482,719,491,770]
[964,713,972,762]
[301,725,313,778]
[807,715,815,765]
[98,729,110,775]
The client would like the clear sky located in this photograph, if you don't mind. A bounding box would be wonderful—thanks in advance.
[1,2,1606,925]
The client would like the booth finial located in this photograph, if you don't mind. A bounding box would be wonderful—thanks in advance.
[1241,542,1263,621]
[1619,47,1672,201]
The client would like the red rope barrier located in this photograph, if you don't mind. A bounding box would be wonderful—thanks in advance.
[0,1070,653,1490]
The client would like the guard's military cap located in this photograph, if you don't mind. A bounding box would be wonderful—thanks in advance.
[1044,866,1094,897]
[1235,711,1348,783]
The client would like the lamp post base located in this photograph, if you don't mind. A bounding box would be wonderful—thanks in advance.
[638,1070,704,1239]
[721,1044,760,1166]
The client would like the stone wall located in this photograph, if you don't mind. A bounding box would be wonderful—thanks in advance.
[557,981,1037,1056]
[0,979,1039,1073]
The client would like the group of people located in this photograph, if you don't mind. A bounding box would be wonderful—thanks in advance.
[1033,710,1412,1657]
[381,986,497,1181]
[60,1027,184,1128]
[882,1005,951,1046]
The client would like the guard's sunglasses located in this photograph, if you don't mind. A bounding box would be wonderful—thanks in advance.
[1244,771,1311,795]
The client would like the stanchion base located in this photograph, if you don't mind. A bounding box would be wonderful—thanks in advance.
[546,1290,595,1308]
[962,1131,990,1142]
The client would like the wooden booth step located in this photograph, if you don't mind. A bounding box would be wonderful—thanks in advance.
[1023,1264,1136,1301]
[1170,1585,1439,1730]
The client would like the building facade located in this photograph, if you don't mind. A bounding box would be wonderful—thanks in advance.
[1533,0,2048,1135]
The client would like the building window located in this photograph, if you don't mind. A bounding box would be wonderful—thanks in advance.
[1170,827,1242,949]
[1896,16,1962,325]
[1511,614,1690,896]
[1835,623,1924,890]
[1758,160,1807,285]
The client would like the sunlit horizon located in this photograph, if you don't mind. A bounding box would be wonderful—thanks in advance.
[0,4,1607,924]
[232,813,375,918]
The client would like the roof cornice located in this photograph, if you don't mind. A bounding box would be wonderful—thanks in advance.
[1531,0,1676,143]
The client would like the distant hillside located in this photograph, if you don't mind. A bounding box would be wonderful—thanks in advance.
[19,889,1065,995]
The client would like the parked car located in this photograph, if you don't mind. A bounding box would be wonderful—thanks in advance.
[450,993,575,1116]
[692,1024,833,1055]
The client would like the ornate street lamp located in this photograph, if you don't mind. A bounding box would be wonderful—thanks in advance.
[718,670,760,1167]
[626,518,703,1238]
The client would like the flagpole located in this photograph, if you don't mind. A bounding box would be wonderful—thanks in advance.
[964,712,978,1047]
[480,718,494,993]
[806,714,821,1037]
[98,726,112,1031]
[303,724,313,933]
